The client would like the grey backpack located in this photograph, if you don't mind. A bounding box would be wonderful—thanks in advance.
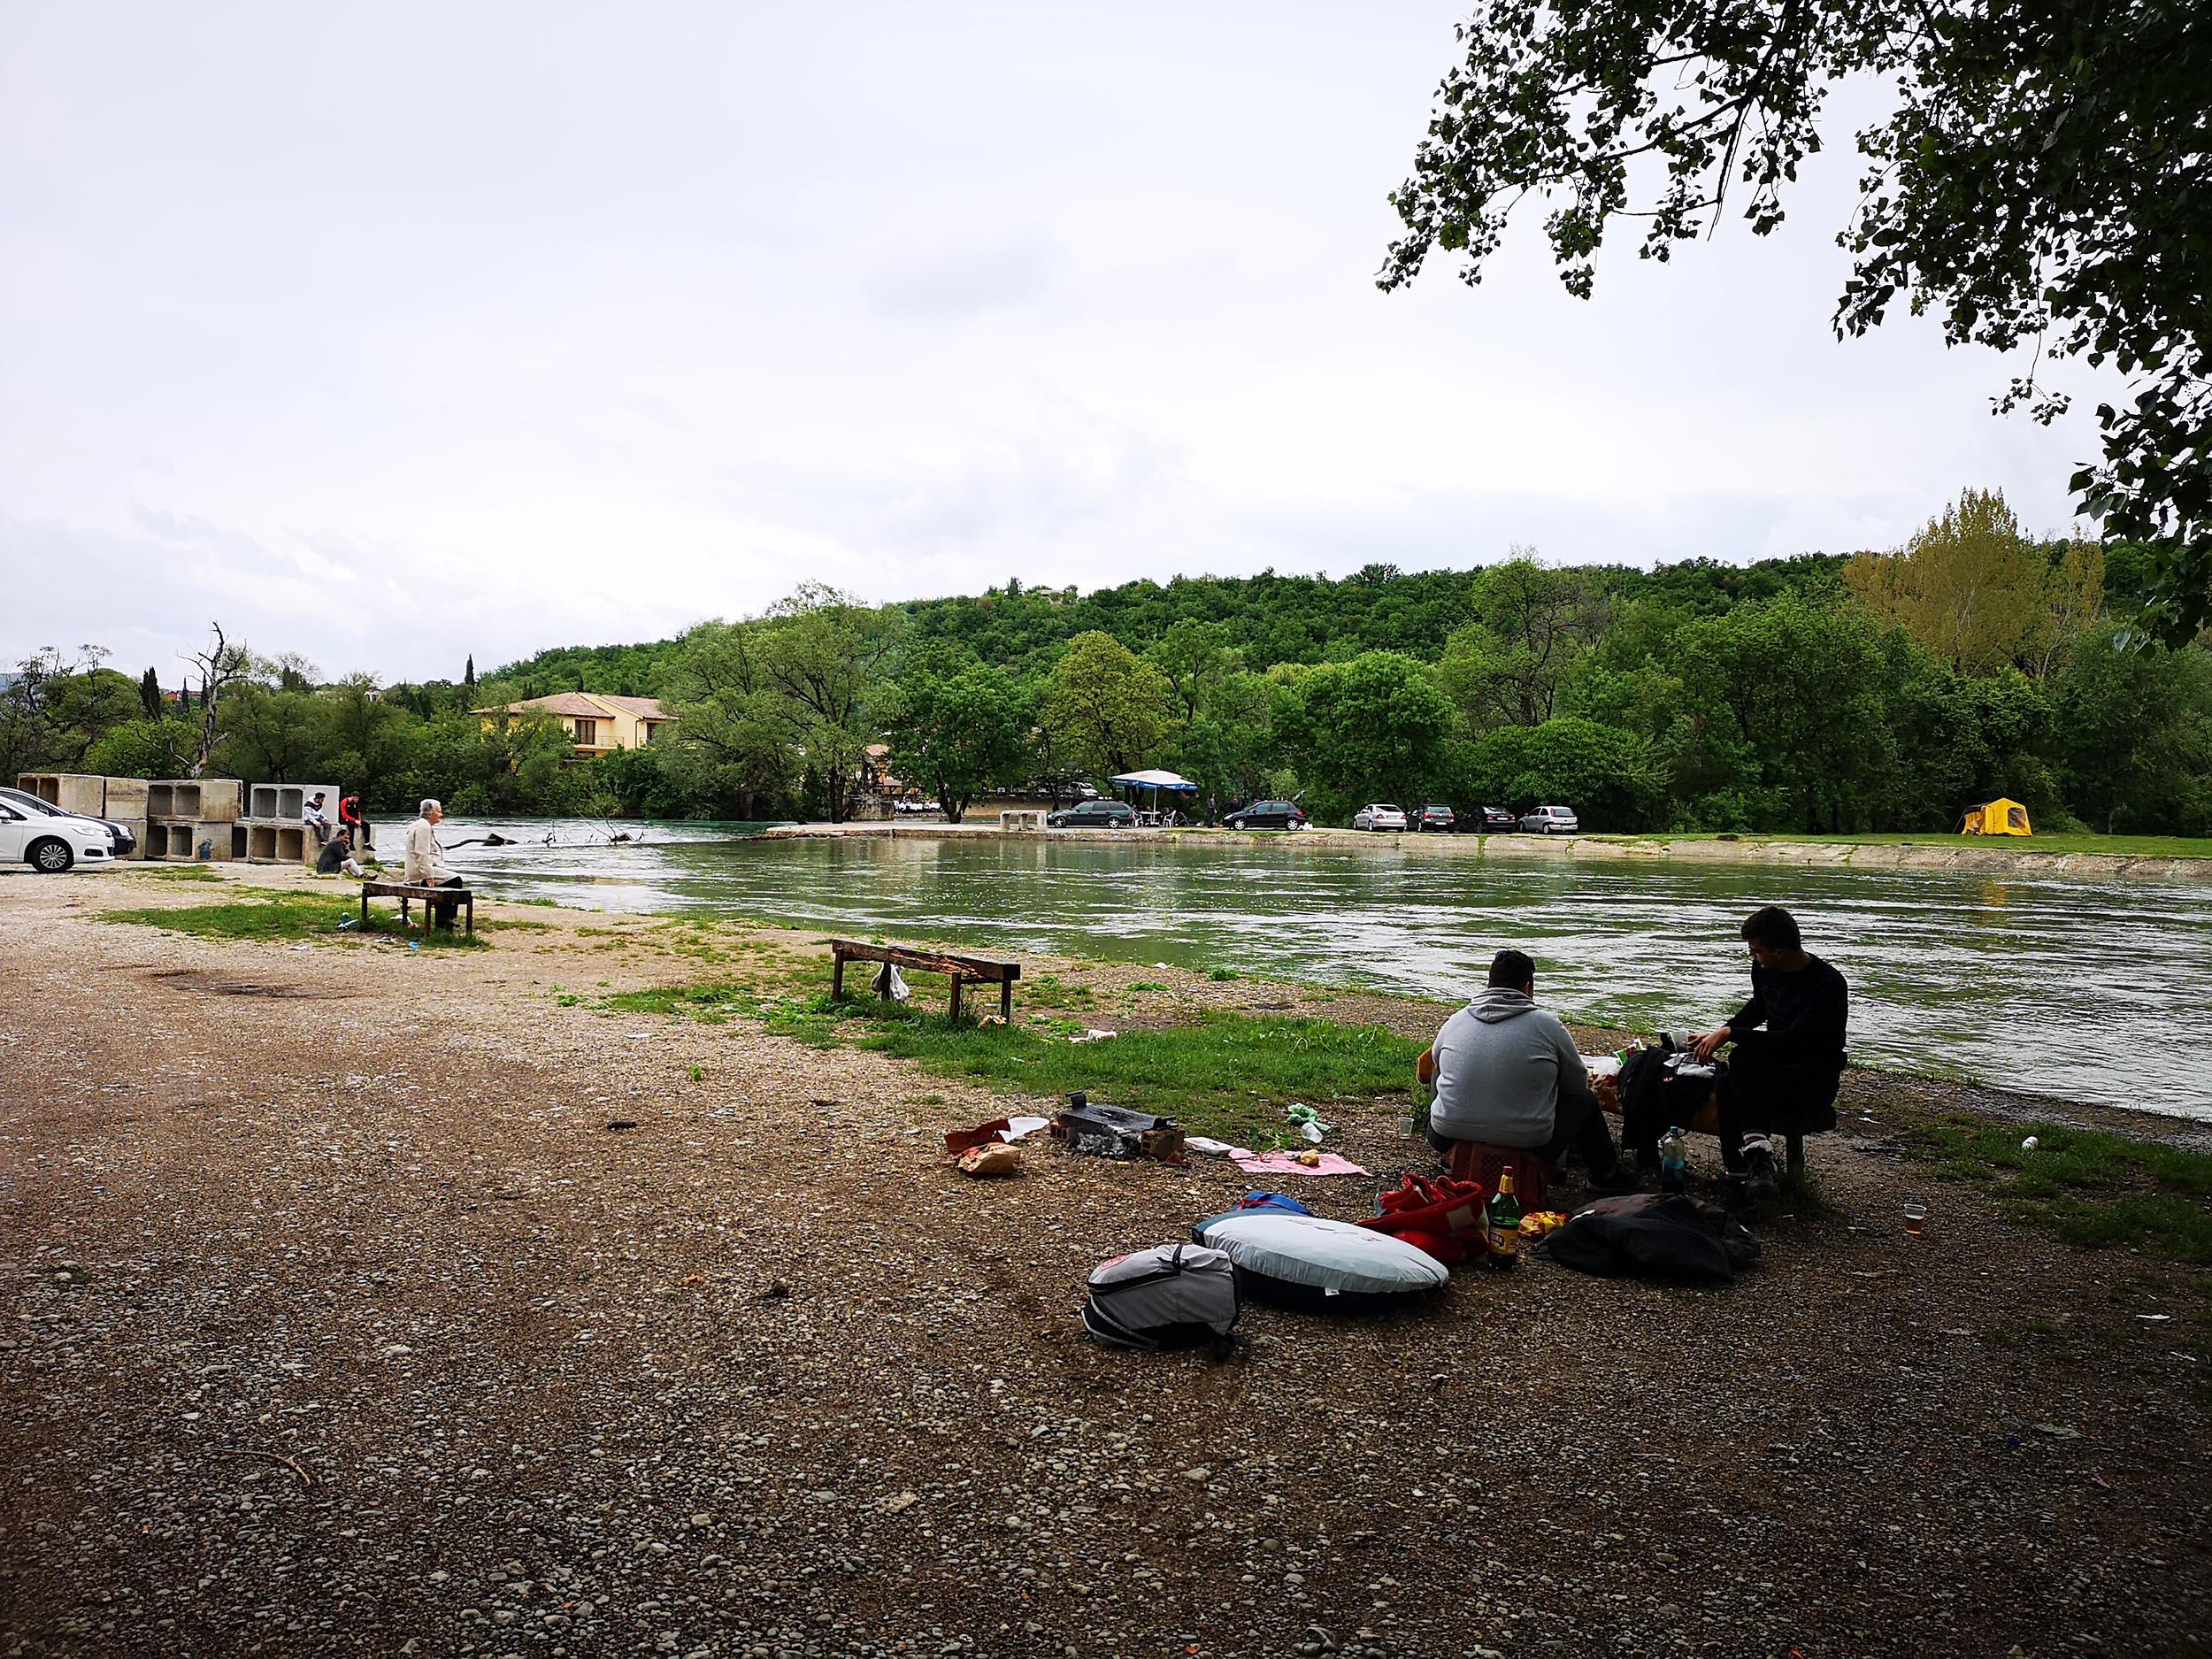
[1081,1243,1240,1351]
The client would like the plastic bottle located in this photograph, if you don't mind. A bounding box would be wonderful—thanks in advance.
[1485,1167,1522,1271]
[1658,1125,1688,1194]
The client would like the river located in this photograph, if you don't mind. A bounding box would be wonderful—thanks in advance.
[407,819,2212,1120]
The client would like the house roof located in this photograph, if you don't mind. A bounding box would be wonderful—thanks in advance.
[474,692,672,722]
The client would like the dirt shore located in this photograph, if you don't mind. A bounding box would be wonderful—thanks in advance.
[4,864,2207,1659]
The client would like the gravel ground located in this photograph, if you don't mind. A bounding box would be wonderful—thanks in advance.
[3,865,2208,1659]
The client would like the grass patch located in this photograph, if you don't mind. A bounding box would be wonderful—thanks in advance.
[130,864,227,883]
[1612,831,2212,860]
[1902,1115,2212,1264]
[603,965,1423,1144]
[98,892,488,949]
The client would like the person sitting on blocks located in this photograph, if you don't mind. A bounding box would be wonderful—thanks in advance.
[1422,949,1636,1194]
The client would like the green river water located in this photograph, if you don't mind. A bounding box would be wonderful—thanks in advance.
[412,820,2211,1120]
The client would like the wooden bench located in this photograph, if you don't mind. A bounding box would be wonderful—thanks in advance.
[360,879,474,938]
[828,938,1019,1022]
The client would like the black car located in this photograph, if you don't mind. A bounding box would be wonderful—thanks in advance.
[1222,798,1308,831]
[0,785,137,856]
[1413,804,1456,833]
[1473,805,1517,833]
[1046,799,1136,829]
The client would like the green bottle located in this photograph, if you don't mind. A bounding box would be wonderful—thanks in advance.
[1485,1166,1523,1271]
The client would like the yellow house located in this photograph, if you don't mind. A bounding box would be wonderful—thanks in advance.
[475,693,674,757]
[1961,796,2032,836]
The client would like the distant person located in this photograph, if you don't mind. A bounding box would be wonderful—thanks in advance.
[403,798,465,927]
[303,791,332,847]
[1686,905,1849,1196]
[316,826,368,878]
[1422,949,1636,1192]
[339,792,368,852]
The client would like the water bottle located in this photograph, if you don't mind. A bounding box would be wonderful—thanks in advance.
[1658,1125,1688,1194]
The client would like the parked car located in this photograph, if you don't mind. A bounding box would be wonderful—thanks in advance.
[1352,803,1409,833]
[0,785,136,857]
[1046,799,1136,829]
[1473,805,1518,833]
[1413,804,1456,833]
[0,797,117,872]
[1221,798,1308,831]
[1520,804,1580,835]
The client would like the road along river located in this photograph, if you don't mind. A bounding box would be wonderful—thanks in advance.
[417,821,2212,1120]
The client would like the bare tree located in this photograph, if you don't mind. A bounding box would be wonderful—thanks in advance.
[180,623,251,778]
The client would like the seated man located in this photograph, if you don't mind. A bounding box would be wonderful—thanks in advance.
[1424,949,1635,1193]
[403,797,466,926]
[315,826,368,878]
[303,791,333,847]
[1688,905,1848,1194]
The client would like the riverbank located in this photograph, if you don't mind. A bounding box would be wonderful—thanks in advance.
[761,819,2212,884]
[4,863,2208,1658]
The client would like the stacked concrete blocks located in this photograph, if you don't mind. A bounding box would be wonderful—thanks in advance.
[14,773,154,858]
[145,779,243,862]
[242,781,339,865]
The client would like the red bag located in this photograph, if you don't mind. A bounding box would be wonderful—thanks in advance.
[1359,1172,1489,1265]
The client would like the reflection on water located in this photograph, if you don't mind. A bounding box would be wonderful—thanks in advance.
[428,820,2212,1119]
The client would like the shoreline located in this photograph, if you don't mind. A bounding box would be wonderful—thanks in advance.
[759,819,2212,883]
[68,861,2212,1145]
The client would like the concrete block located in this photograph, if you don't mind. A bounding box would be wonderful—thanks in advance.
[147,779,243,822]
[152,824,196,861]
[247,824,280,862]
[111,818,150,860]
[230,825,249,860]
[278,826,307,864]
[249,784,281,819]
[15,772,61,806]
[195,821,235,861]
[54,775,107,814]
[103,778,150,817]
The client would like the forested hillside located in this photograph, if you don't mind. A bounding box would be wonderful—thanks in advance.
[7,493,2208,836]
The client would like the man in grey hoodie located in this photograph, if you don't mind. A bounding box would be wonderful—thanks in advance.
[1425,949,1635,1191]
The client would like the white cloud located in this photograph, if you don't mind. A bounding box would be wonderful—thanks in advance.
[0,2,2119,680]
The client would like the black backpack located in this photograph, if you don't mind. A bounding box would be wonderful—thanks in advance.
[1080,1243,1240,1351]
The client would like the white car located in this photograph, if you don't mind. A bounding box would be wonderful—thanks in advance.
[1352,803,1409,832]
[0,798,117,872]
[1520,804,1580,835]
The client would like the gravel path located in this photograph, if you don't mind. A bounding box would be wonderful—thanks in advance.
[4,866,2207,1659]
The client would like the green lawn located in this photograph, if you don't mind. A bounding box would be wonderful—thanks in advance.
[1602,831,2212,859]
[602,967,1423,1146]
[1901,1114,2212,1264]
[98,891,489,949]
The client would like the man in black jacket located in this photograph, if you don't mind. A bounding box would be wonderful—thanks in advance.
[1688,906,1848,1196]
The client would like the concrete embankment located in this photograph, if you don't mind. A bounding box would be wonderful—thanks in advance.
[758,820,2212,884]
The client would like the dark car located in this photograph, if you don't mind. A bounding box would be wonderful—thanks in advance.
[1473,805,1517,833]
[1413,804,1456,833]
[1222,798,1309,831]
[1046,799,1136,829]
[0,785,137,856]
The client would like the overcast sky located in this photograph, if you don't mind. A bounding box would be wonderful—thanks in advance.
[2,2,2116,686]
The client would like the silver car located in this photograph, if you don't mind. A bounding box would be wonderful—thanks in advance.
[1352,803,1409,832]
[1519,804,1579,835]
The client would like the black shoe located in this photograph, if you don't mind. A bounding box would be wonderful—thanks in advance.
[1742,1144,1780,1205]
[1586,1163,1640,1196]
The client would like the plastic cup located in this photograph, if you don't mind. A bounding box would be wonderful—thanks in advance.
[1903,1202,1928,1239]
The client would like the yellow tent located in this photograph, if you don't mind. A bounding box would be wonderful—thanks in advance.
[1961,797,2032,836]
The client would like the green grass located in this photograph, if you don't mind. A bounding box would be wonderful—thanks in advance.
[1902,1115,2212,1263]
[1606,831,2212,859]
[602,965,1425,1144]
[130,864,227,883]
[97,891,490,949]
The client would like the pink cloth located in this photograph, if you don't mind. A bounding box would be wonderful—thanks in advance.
[1230,1149,1370,1177]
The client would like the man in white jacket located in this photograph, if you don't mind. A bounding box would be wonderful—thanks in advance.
[1424,949,1635,1191]
[403,799,465,926]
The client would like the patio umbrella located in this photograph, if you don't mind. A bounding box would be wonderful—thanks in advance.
[1110,769,1199,818]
